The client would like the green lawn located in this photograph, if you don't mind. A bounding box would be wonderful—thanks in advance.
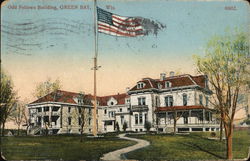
[125,130,250,160]
[2,134,136,160]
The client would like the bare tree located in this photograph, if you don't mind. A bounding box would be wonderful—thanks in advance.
[168,110,185,135]
[0,71,17,136]
[22,106,30,136]
[33,77,62,99]
[11,102,26,136]
[78,92,92,142]
[193,30,249,159]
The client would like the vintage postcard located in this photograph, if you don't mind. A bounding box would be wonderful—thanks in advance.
[0,0,249,160]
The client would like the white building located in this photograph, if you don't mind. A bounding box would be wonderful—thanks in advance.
[97,93,131,133]
[28,73,220,135]
[126,73,219,132]
[97,73,220,133]
[27,90,93,135]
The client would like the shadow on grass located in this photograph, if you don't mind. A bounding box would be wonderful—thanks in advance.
[180,142,225,159]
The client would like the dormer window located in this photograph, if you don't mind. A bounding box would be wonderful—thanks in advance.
[165,81,171,88]
[157,83,162,89]
[126,98,130,104]
[137,82,145,89]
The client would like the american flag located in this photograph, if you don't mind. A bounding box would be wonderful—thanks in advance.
[97,7,144,37]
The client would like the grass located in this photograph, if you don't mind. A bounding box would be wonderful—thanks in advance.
[125,130,250,160]
[2,134,136,160]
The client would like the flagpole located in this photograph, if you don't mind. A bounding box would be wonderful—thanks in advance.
[92,0,98,137]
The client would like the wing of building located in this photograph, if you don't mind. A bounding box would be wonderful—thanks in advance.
[28,90,94,135]
[27,73,220,135]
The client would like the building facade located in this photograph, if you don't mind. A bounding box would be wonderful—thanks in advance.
[27,73,220,135]
[97,73,220,133]
[28,90,93,135]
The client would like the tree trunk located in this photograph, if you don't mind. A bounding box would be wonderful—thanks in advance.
[220,119,223,141]
[1,123,5,136]
[226,132,233,159]
[80,130,83,142]
[17,126,20,136]
[173,119,177,135]
[26,126,29,136]
[225,124,233,160]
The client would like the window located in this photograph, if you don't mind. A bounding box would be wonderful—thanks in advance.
[119,108,122,112]
[183,94,187,106]
[155,96,159,107]
[135,114,138,125]
[205,97,209,107]
[78,99,83,105]
[157,83,162,89]
[138,97,146,105]
[184,117,188,124]
[68,117,71,125]
[88,108,91,115]
[121,116,124,125]
[38,108,42,112]
[78,108,82,114]
[165,96,173,107]
[145,113,148,123]
[139,113,143,124]
[44,106,49,112]
[165,81,171,88]
[126,99,130,103]
[137,82,145,89]
[110,102,114,105]
[199,94,203,105]
[68,107,71,113]
[88,118,91,125]
[104,121,113,126]
[104,109,107,114]
[78,117,81,126]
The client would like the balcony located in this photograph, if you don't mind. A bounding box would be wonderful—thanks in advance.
[131,105,149,112]
[52,111,60,116]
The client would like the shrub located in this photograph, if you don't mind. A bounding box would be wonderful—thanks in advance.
[210,132,216,137]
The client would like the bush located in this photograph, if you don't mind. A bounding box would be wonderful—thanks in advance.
[210,132,216,137]
[241,119,250,125]
[123,122,128,132]
[144,121,152,132]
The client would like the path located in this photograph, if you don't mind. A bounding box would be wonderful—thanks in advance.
[101,133,150,161]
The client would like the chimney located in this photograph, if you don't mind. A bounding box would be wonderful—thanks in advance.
[160,73,166,81]
[170,71,175,77]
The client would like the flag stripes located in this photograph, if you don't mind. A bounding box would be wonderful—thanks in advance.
[97,7,144,37]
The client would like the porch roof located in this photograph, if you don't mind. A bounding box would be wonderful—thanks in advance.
[155,105,212,112]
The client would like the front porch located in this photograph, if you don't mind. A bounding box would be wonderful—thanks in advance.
[155,106,220,133]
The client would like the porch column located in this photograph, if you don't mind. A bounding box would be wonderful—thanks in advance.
[202,109,205,124]
[41,107,44,128]
[49,106,52,128]
[189,110,192,124]
[165,112,167,125]
[60,106,63,128]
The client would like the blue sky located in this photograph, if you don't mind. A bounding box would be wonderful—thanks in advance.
[1,0,249,100]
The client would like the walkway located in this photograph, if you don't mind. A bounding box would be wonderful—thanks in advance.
[101,133,150,161]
